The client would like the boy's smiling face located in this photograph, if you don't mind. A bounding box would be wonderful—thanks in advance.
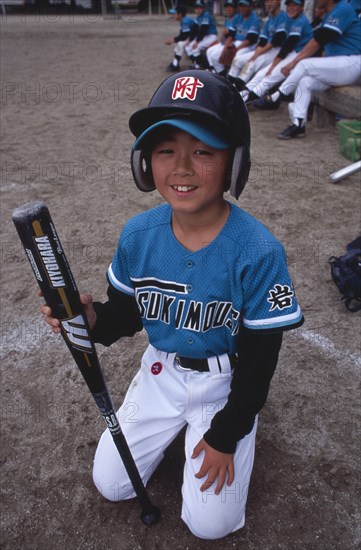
[286,1,303,18]
[150,128,230,218]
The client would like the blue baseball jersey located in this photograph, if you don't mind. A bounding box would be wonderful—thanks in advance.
[348,0,361,12]
[108,203,303,359]
[194,10,218,36]
[224,14,235,29]
[180,15,194,34]
[288,12,313,52]
[229,12,261,41]
[321,0,361,56]
[260,10,290,42]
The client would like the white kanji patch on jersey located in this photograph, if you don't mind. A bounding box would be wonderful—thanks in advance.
[267,284,294,311]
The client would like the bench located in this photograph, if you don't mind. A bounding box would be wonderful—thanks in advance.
[0,0,24,15]
[313,85,361,127]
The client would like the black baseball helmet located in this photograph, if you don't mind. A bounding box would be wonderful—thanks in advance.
[129,70,251,199]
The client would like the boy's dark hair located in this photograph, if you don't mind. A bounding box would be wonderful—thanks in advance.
[176,5,187,15]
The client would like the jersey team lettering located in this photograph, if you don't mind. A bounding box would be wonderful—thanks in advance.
[132,277,240,335]
[172,77,204,101]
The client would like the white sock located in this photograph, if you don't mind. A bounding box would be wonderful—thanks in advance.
[271,91,280,102]
[241,90,249,101]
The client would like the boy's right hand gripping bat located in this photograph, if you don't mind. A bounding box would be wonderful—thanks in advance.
[12,200,160,526]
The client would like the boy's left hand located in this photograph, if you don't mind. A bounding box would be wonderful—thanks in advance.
[192,438,234,495]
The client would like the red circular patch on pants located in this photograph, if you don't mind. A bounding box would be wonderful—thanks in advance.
[151,362,163,375]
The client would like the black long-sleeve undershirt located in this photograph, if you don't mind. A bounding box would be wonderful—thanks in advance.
[203,329,283,453]
[271,29,288,47]
[313,26,340,46]
[91,284,143,346]
[226,30,259,45]
[277,34,301,59]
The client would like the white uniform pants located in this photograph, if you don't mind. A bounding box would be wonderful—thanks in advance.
[92,344,257,540]
[228,47,280,82]
[246,51,298,98]
[185,34,218,58]
[278,55,361,123]
[207,42,254,73]
[174,39,189,59]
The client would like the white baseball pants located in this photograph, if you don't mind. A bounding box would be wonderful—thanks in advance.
[278,55,361,123]
[246,51,298,97]
[206,42,254,73]
[173,39,189,59]
[92,344,257,540]
[228,47,280,82]
[185,35,218,58]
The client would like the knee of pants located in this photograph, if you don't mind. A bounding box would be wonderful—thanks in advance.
[92,463,136,502]
[182,509,245,540]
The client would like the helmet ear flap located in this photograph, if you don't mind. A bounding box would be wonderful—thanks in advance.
[229,146,251,200]
[130,149,156,192]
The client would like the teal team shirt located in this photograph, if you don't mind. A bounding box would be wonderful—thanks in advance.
[259,10,290,42]
[228,12,261,41]
[322,0,361,56]
[288,12,313,52]
[108,203,303,358]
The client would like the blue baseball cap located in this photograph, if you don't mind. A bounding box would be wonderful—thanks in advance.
[132,119,231,150]
[285,0,304,4]
[238,0,251,6]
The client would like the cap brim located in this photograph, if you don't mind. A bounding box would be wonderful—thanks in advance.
[132,119,230,150]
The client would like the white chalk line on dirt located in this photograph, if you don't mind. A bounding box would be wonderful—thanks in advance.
[0,328,58,362]
[0,182,27,193]
[0,316,108,364]
[300,329,361,368]
[1,315,360,368]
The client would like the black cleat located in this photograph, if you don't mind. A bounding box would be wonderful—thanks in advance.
[277,124,306,140]
[166,63,179,72]
[252,95,280,110]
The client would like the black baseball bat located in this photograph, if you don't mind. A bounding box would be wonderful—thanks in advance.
[12,200,160,526]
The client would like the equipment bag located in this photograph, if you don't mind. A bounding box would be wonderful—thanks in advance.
[328,236,361,312]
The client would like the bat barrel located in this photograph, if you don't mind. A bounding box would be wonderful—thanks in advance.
[12,200,106,393]
[12,200,80,320]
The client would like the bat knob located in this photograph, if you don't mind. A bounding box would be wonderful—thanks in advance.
[140,505,161,526]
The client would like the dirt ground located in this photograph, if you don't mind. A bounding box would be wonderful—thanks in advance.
[0,12,360,550]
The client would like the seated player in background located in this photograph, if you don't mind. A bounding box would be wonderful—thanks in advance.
[165,6,195,72]
[185,0,218,69]
[241,0,313,107]
[270,0,361,139]
[207,0,261,75]
[228,0,289,90]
